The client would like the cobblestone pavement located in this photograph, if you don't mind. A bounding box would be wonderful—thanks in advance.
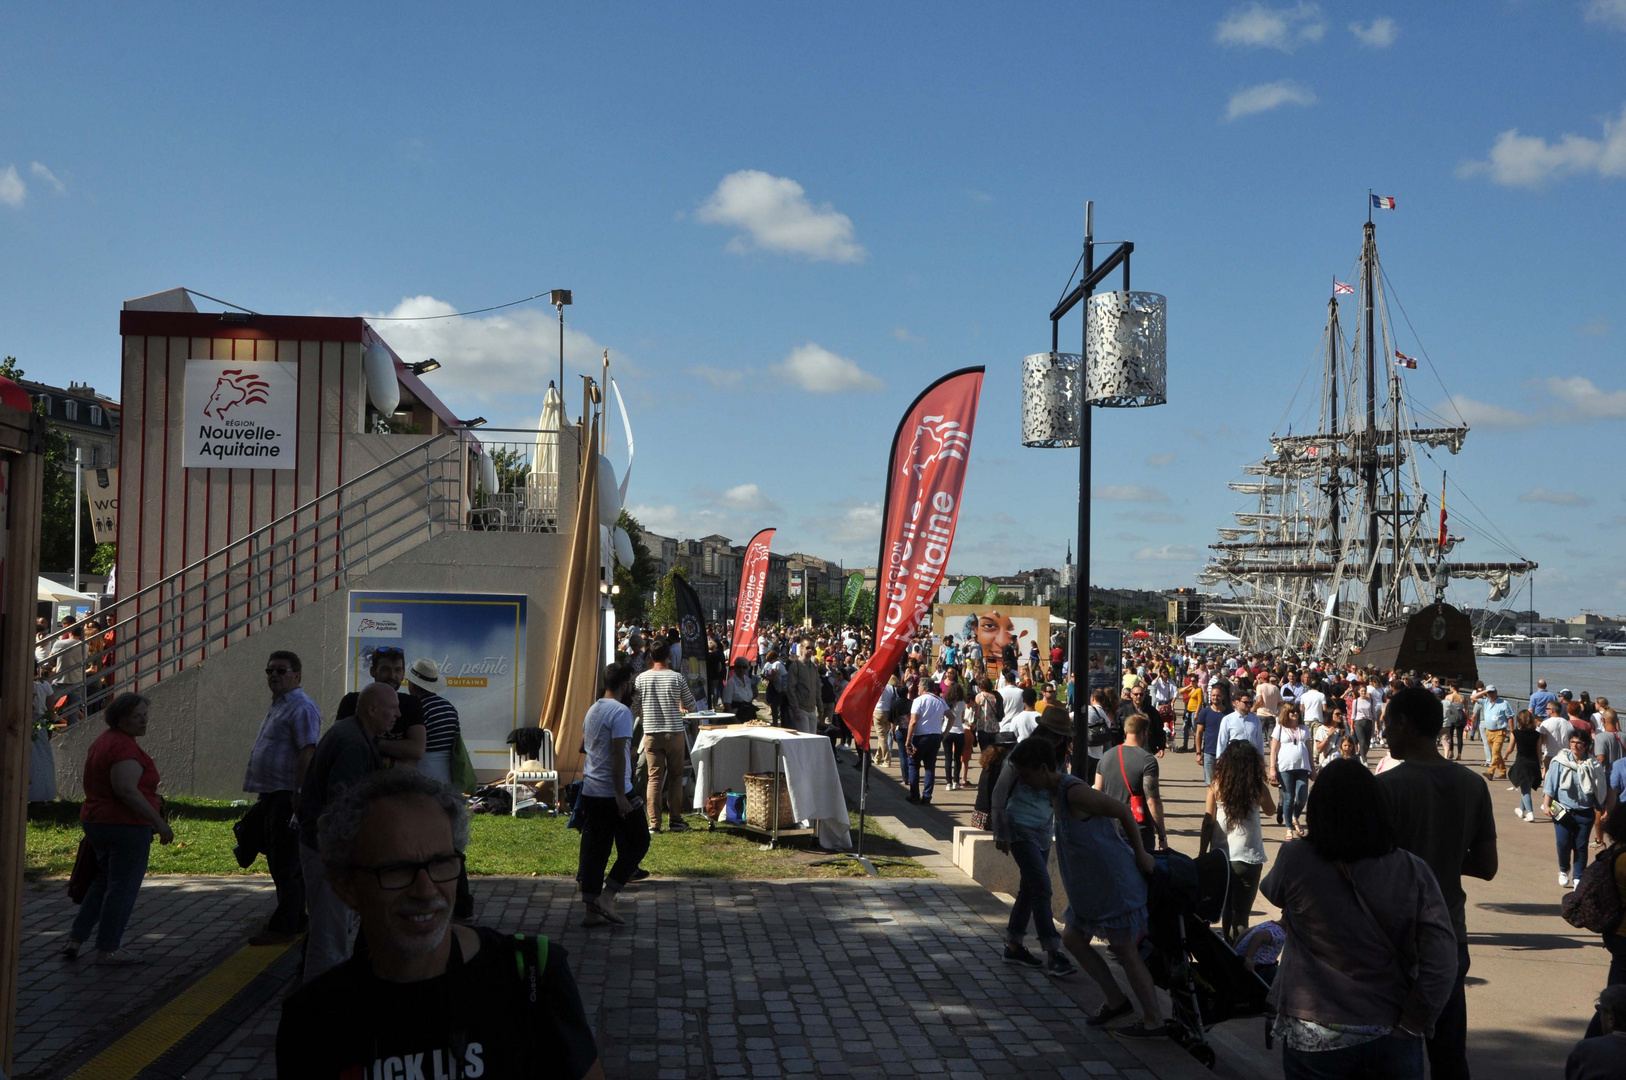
[21,874,1176,1079]
[12,876,275,1079]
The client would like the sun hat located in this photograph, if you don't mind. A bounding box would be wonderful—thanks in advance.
[406,657,443,691]
[1037,705,1073,737]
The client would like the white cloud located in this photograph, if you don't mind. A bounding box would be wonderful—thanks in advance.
[772,343,883,393]
[1226,80,1317,121]
[891,326,923,344]
[1457,104,1626,188]
[1544,376,1626,419]
[1094,484,1170,503]
[827,503,881,546]
[696,170,866,262]
[1580,318,1611,336]
[1440,394,1538,428]
[361,295,612,425]
[688,365,747,390]
[29,162,64,194]
[1586,0,1626,31]
[1145,452,1176,467]
[1349,17,1398,47]
[719,483,778,513]
[0,166,24,208]
[1519,487,1594,507]
[1133,544,1199,562]
[1216,2,1326,52]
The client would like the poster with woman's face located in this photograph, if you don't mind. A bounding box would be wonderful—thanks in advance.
[934,604,1049,668]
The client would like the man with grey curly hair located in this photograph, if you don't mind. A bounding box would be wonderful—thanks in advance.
[278,769,602,1079]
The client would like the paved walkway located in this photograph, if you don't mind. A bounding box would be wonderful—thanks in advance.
[18,874,1184,1080]
[855,732,1606,1080]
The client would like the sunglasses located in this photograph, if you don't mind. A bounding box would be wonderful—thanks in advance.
[265,666,294,676]
[372,647,405,658]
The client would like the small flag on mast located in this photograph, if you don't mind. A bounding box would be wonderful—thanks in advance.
[1372,194,1397,210]
[1333,280,1355,295]
[1439,477,1448,547]
[1396,350,1418,369]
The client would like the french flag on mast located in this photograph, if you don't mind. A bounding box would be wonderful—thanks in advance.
[1372,194,1397,210]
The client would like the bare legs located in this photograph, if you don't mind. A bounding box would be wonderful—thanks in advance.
[1061,924,1163,1028]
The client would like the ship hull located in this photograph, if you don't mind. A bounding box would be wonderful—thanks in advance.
[1358,602,1478,684]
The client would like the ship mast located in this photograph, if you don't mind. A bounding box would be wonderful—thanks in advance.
[1362,218,1380,625]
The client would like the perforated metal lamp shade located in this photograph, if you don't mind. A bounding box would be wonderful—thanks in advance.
[1021,291,1166,447]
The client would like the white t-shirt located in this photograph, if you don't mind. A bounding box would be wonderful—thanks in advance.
[945,700,967,734]
[581,698,635,798]
[998,684,1026,721]
[1009,710,1040,742]
[1272,723,1313,773]
[1298,688,1327,726]
[910,693,948,736]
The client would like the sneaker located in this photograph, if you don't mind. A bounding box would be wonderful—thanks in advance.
[1524,812,1536,823]
[1559,872,1571,887]
[95,949,144,966]
[1085,999,1134,1027]
[905,794,921,804]
[666,819,692,833]
[1112,1022,1170,1041]
[1513,804,1526,816]
[1002,943,1043,969]
[1044,951,1077,979]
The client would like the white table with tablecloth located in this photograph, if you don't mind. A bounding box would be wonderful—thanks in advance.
[689,725,853,851]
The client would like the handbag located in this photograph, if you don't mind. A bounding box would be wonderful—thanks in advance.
[450,736,478,795]
[1087,704,1112,748]
[67,837,97,904]
[1119,749,1148,824]
[1563,845,1625,934]
[724,790,747,825]
[704,792,728,820]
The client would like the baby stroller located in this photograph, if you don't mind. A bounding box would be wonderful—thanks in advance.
[1142,848,1272,1069]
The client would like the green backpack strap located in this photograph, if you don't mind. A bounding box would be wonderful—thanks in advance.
[512,933,550,1000]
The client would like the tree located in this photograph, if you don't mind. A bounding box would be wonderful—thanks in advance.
[651,566,686,630]
[992,590,1021,607]
[848,587,877,629]
[611,509,661,625]
[2,357,100,576]
[758,590,783,623]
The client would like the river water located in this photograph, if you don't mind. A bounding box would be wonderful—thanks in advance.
[1475,656,1626,704]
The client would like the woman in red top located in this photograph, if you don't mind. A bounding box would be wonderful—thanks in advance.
[63,693,172,964]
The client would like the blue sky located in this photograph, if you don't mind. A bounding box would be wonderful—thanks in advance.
[3,2,1623,616]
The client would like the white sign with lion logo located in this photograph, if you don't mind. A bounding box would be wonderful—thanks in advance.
[348,612,404,638]
[183,360,299,469]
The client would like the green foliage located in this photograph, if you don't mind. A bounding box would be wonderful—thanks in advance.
[992,590,1021,606]
[849,587,877,628]
[489,446,530,491]
[612,509,661,625]
[89,542,116,575]
[651,565,686,629]
[3,356,98,575]
[758,589,782,623]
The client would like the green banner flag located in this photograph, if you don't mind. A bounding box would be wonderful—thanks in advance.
[949,576,983,604]
[982,581,1000,605]
[843,571,863,615]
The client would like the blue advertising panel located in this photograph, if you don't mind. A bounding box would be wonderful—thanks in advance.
[348,590,527,769]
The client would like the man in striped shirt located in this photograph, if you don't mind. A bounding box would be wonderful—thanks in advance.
[404,657,474,918]
[633,641,695,832]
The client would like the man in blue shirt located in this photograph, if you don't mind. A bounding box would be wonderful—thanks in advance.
[1216,690,1266,758]
[242,650,321,945]
[1479,685,1516,780]
[1528,679,1558,720]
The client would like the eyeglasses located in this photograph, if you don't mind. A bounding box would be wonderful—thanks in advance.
[265,667,294,676]
[353,852,464,890]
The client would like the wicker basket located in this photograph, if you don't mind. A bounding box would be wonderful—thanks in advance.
[743,772,795,830]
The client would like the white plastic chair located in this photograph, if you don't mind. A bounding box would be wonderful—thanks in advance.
[506,728,558,815]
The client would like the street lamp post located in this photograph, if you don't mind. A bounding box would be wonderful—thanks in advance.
[1022,202,1167,776]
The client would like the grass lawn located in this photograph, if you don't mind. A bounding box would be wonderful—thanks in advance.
[25,799,929,881]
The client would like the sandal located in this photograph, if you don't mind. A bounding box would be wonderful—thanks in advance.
[1085,999,1134,1027]
[588,901,626,925]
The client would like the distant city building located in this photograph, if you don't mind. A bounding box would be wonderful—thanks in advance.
[21,379,120,469]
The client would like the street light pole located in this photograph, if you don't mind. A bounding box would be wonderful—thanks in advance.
[1049,203,1135,777]
[72,447,83,593]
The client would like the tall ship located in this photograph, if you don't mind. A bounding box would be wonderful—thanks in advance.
[1198,210,1536,680]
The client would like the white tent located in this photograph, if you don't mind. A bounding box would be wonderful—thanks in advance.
[1186,622,1242,647]
[38,577,97,604]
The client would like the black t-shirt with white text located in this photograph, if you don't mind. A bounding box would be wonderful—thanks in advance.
[276,925,598,1079]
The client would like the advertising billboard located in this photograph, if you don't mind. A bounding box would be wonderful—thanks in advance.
[348,590,527,768]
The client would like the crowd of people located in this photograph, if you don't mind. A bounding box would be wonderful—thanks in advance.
[40,600,1626,1078]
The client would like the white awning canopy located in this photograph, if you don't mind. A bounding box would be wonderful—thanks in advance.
[39,577,97,604]
[1186,622,1242,647]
